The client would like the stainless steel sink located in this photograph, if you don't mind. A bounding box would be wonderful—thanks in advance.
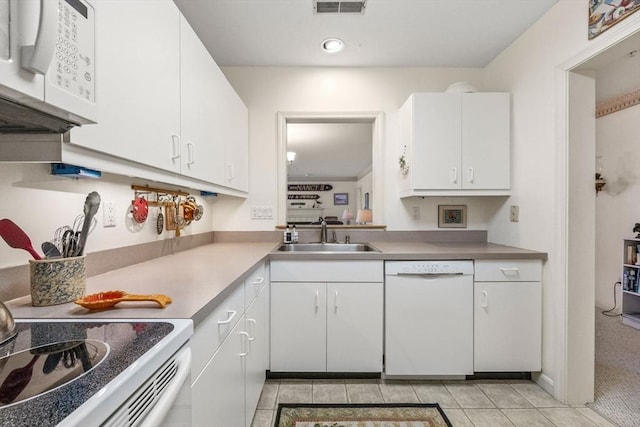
[276,243,379,252]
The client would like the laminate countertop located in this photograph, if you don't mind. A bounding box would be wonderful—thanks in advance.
[7,241,546,326]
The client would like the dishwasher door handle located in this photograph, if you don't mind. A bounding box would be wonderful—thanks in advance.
[395,272,465,277]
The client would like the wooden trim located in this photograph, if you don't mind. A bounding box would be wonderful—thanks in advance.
[596,88,640,118]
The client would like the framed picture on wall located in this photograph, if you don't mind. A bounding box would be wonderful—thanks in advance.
[334,193,349,205]
[438,205,467,228]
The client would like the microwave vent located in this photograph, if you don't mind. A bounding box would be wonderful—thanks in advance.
[314,1,367,14]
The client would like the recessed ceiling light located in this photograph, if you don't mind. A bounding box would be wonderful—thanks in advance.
[321,38,344,53]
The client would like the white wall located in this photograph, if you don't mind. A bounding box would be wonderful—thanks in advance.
[0,163,215,268]
[595,104,640,311]
[481,0,640,403]
[217,66,507,231]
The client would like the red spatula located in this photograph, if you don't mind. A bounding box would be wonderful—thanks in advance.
[0,218,42,260]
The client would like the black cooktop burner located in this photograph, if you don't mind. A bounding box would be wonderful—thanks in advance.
[0,339,109,407]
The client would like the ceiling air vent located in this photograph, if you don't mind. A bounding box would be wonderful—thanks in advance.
[314,1,367,14]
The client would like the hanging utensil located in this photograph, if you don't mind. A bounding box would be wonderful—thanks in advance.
[75,191,101,257]
[131,196,149,224]
[0,219,42,260]
[156,206,164,234]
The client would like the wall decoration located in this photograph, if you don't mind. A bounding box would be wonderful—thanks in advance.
[288,194,320,199]
[334,193,349,205]
[399,145,409,175]
[438,205,467,228]
[288,184,333,191]
[589,1,640,39]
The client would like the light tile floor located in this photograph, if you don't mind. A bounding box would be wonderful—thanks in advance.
[250,379,618,427]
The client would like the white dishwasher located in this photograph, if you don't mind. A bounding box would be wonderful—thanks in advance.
[385,261,474,377]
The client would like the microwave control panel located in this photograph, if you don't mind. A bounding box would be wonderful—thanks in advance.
[53,0,95,102]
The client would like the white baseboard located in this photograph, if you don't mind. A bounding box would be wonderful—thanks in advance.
[533,372,554,396]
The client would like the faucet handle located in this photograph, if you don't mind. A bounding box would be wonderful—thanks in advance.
[345,234,351,244]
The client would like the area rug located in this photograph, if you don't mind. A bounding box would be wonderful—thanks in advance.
[274,403,452,427]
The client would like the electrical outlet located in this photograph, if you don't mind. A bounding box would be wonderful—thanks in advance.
[411,206,420,220]
[103,201,116,227]
[510,205,519,222]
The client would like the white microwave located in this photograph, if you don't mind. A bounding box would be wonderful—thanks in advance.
[0,0,97,132]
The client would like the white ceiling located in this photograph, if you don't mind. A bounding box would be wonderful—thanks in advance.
[174,0,559,67]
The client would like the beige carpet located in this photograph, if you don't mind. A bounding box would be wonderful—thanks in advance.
[274,403,451,427]
[586,311,640,427]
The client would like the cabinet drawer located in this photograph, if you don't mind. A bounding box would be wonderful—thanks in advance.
[244,262,267,309]
[474,259,541,282]
[191,283,244,379]
[271,260,383,282]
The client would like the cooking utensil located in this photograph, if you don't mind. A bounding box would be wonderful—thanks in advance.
[42,352,63,374]
[131,196,149,223]
[41,241,62,259]
[156,207,164,234]
[75,191,101,256]
[0,219,42,260]
[61,230,80,258]
[75,290,172,310]
[0,355,40,404]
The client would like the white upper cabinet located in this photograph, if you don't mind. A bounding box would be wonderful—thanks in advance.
[68,1,248,196]
[71,0,181,173]
[399,92,510,197]
[179,15,226,184]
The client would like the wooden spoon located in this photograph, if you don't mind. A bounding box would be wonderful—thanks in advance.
[74,290,172,310]
[0,219,42,260]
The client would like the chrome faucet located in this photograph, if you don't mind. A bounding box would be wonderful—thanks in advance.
[319,217,327,243]
[0,300,16,345]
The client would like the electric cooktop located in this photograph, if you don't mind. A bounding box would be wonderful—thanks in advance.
[0,319,192,427]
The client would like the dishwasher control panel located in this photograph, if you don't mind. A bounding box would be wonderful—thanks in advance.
[385,260,473,275]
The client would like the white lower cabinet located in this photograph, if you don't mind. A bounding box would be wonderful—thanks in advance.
[270,260,383,373]
[191,262,268,426]
[192,318,245,426]
[473,260,542,372]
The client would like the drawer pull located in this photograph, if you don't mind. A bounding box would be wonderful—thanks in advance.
[252,277,265,286]
[239,331,249,357]
[247,318,257,341]
[499,267,520,275]
[217,310,237,325]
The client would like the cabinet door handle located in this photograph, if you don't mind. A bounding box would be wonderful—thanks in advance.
[247,318,257,341]
[482,290,489,308]
[239,331,249,357]
[186,142,195,165]
[171,134,181,160]
[468,167,474,183]
[227,164,235,181]
[334,290,339,310]
[499,267,519,277]
[315,290,319,311]
[451,167,458,183]
[252,277,265,286]
[217,310,237,325]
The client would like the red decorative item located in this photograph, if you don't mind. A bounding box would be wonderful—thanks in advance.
[131,197,149,223]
